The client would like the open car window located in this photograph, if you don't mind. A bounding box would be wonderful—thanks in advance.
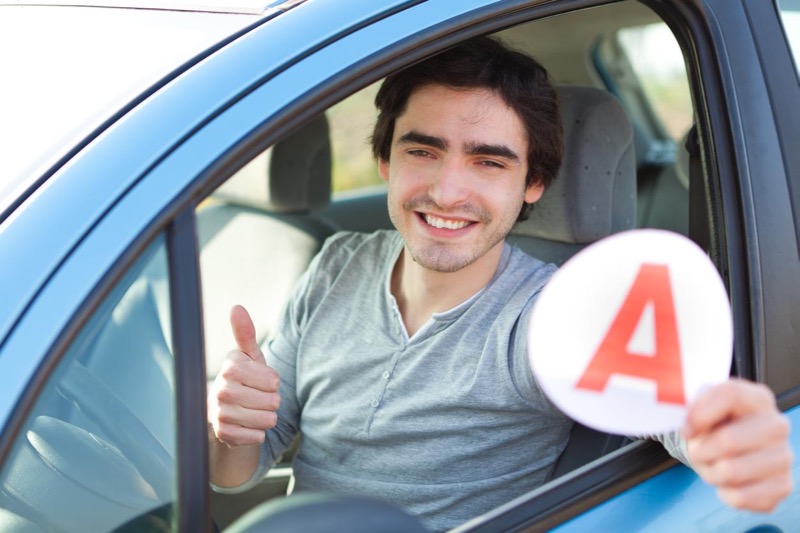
[194,3,707,530]
[615,23,693,142]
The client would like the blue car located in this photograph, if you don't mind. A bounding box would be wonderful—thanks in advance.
[0,1,798,531]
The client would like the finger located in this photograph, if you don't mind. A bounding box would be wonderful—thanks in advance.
[230,305,266,363]
[217,404,278,432]
[687,412,790,464]
[693,443,793,488]
[683,379,776,438]
[215,381,281,412]
[219,354,281,393]
[212,423,267,447]
[717,472,794,513]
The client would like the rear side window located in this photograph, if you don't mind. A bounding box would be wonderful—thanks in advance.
[616,23,692,141]
[328,81,383,196]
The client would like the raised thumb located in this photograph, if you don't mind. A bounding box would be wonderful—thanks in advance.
[229,305,266,363]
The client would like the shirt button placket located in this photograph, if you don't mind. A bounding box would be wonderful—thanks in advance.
[365,349,403,433]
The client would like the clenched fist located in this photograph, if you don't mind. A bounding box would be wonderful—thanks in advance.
[208,305,281,447]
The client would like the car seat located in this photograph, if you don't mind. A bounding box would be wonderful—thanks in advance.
[507,85,636,265]
[635,130,689,235]
[197,114,337,378]
[506,85,637,478]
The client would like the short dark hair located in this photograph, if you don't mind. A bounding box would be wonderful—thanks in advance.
[371,36,563,221]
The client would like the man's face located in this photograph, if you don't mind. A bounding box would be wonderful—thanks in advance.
[379,84,544,273]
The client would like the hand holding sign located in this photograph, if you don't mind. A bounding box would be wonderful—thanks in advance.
[528,229,733,436]
[683,379,793,512]
[529,229,793,512]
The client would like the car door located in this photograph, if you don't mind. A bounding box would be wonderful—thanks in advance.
[464,0,800,530]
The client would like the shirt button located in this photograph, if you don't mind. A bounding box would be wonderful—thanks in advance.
[382,371,390,380]
[371,400,380,408]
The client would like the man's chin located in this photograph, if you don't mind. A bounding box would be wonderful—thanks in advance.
[408,248,475,273]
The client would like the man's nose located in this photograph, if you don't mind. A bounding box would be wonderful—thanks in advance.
[428,160,468,207]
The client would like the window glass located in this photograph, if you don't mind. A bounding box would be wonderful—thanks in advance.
[0,236,177,532]
[778,0,800,75]
[617,23,692,141]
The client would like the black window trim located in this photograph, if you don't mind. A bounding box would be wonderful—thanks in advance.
[743,0,800,400]
[168,207,211,532]
[455,440,675,533]
[748,0,800,260]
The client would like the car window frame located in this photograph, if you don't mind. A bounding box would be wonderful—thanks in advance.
[176,2,693,530]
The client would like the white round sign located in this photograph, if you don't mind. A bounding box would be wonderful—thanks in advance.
[528,229,733,436]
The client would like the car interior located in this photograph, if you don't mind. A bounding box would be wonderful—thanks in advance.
[199,3,694,528]
[0,1,700,531]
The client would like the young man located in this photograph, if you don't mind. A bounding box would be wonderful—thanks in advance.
[208,37,792,531]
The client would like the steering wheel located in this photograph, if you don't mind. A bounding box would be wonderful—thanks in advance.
[57,361,175,500]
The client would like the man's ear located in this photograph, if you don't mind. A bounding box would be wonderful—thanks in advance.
[524,179,545,204]
[378,158,390,182]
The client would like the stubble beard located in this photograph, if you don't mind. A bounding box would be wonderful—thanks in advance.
[389,193,516,273]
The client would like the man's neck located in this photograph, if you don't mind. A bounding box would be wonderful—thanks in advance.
[391,242,505,337]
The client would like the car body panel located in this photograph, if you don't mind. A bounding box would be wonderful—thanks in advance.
[553,405,800,531]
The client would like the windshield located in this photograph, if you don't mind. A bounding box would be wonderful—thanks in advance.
[0,6,257,216]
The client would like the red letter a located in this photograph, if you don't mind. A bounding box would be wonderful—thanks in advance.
[575,263,686,405]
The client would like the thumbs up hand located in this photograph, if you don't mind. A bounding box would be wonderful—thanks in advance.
[208,305,281,447]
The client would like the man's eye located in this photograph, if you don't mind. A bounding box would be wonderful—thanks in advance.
[479,160,505,169]
[408,149,432,158]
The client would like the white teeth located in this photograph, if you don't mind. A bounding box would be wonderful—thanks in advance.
[424,214,470,230]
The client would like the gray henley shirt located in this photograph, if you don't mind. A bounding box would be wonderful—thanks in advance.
[236,230,574,531]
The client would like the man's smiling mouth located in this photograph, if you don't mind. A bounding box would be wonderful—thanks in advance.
[421,213,473,230]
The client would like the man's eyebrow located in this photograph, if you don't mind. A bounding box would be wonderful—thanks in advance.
[396,132,520,162]
[397,130,448,151]
[465,141,520,162]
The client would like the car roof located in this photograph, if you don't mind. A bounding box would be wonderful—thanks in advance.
[0,2,306,220]
[0,0,293,15]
